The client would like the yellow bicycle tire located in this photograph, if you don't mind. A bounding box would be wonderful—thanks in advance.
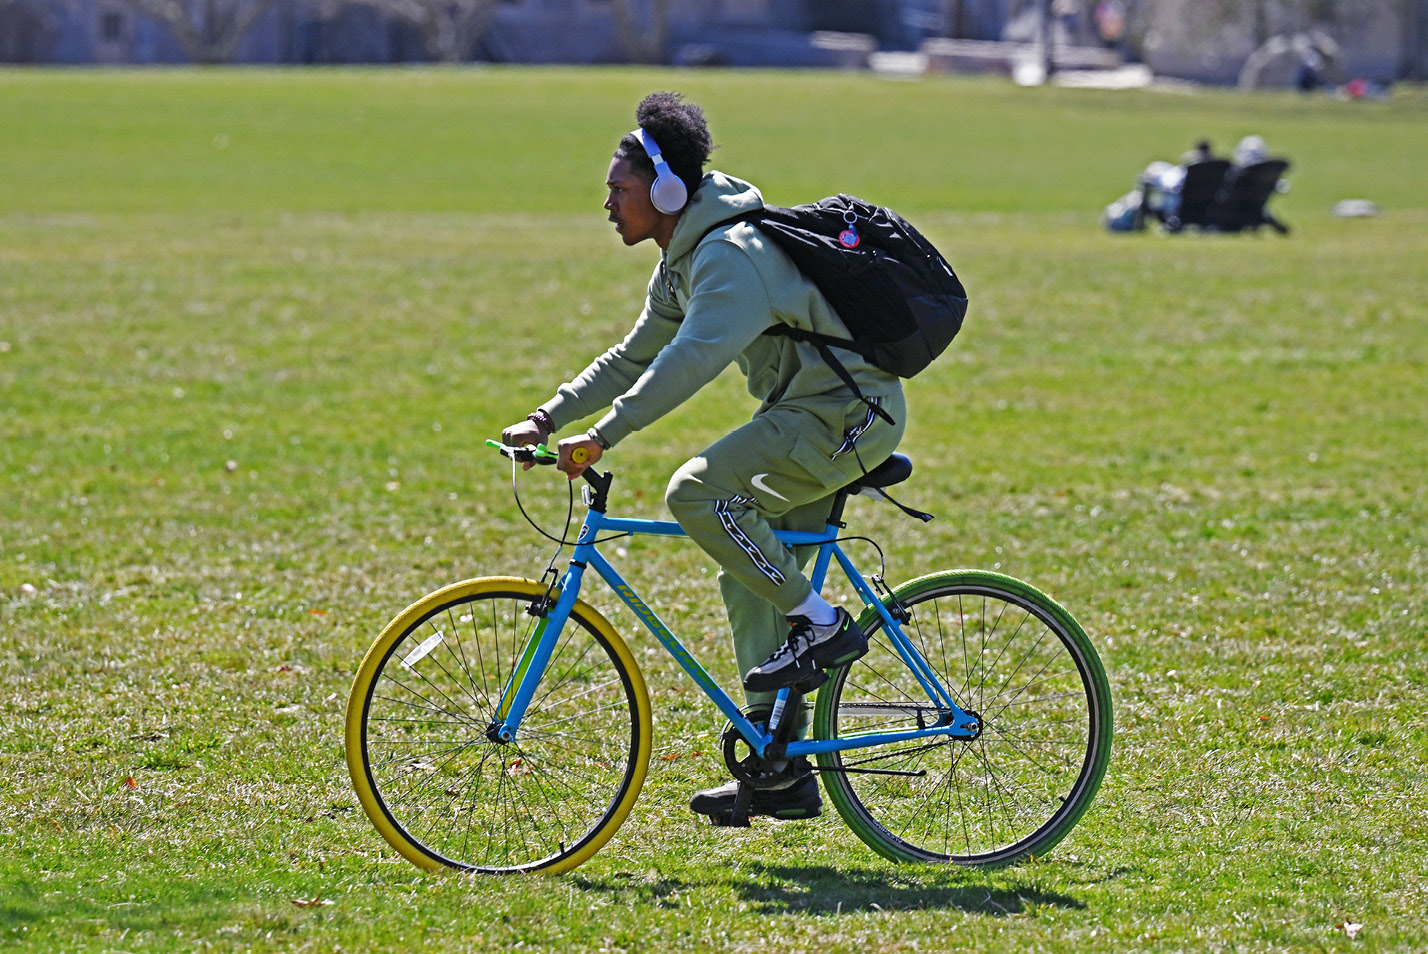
[346,576,652,874]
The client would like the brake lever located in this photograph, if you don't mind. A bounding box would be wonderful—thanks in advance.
[485,439,559,465]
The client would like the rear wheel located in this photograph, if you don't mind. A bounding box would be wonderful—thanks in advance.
[813,570,1112,867]
[346,577,652,874]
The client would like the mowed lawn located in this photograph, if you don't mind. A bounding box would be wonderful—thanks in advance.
[1,68,1425,953]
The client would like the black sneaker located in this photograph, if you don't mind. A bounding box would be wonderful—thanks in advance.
[689,759,822,823]
[742,608,868,693]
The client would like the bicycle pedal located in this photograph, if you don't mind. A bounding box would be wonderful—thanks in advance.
[709,812,751,828]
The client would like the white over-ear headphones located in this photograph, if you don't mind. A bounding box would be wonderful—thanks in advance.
[630,127,688,215]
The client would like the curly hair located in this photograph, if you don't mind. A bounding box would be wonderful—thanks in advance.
[615,91,715,199]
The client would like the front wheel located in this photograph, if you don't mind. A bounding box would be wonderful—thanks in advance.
[812,570,1112,867]
[345,577,652,874]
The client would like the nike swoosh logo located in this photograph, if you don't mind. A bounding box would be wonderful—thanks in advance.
[750,473,789,502]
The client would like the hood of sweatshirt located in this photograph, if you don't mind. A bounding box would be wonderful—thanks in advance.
[663,171,765,265]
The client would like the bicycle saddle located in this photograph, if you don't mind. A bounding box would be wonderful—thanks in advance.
[848,453,912,492]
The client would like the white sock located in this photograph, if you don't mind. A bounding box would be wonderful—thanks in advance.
[788,591,837,627]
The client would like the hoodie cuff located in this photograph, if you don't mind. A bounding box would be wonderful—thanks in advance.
[592,411,634,448]
[539,394,576,431]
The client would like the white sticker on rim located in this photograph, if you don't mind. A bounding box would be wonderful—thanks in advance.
[400,630,444,670]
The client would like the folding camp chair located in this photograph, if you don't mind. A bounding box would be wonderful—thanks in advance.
[1161,159,1231,232]
[1213,159,1291,234]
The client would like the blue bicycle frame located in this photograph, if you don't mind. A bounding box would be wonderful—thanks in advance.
[490,492,982,758]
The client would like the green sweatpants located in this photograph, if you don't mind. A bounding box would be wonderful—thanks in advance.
[664,389,906,718]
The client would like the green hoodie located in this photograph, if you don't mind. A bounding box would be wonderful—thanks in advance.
[541,172,901,447]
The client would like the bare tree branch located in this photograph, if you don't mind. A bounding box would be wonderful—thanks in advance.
[613,0,670,64]
[345,0,497,62]
[120,0,280,62]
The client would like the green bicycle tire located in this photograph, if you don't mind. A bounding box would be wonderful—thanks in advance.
[346,577,652,874]
[812,570,1113,867]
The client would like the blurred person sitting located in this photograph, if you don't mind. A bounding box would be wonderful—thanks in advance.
[1232,135,1268,167]
[1213,135,1291,234]
[1134,138,1229,228]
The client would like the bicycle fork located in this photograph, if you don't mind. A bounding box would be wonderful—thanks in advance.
[485,565,587,744]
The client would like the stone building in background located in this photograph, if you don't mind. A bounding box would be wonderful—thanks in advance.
[1136,0,1420,85]
[0,0,1422,83]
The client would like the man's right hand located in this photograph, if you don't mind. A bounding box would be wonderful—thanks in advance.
[500,419,550,469]
[500,419,548,447]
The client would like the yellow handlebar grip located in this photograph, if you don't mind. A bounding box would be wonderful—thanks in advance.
[570,446,590,465]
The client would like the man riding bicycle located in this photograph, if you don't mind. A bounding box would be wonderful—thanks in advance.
[501,91,905,823]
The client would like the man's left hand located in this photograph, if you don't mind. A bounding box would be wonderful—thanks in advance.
[557,436,603,479]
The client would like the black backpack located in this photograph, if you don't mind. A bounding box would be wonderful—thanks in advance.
[706,194,968,426]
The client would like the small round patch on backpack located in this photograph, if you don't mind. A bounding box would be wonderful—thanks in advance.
[838,228,861,249]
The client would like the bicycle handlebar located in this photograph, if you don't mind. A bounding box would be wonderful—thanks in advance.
[488,439,615,509]
[487,439,593,465]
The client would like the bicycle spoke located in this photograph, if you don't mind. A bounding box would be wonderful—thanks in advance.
[354,585,646,873]
[817,575,1110,867]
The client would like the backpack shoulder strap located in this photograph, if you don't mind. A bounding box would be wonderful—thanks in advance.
[799,339,896,426]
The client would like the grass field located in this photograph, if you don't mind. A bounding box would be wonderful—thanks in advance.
[2,67,1426,953]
